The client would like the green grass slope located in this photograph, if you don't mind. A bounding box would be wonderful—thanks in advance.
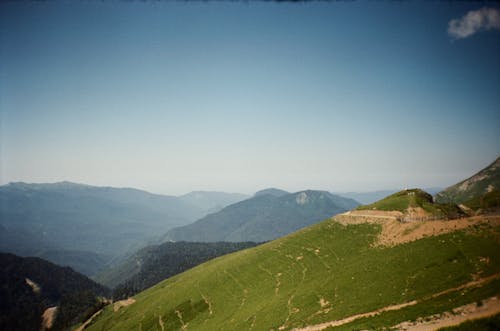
[356,188,463,219]
[95,241,257,291]
[436,156,500,205]
[85,216,499,331]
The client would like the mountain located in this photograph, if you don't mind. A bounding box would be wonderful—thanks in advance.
[162,190,359,243]
[459,190,500,214]
[178,191,249,214]
[98,241,258,294]
[0,253,109,331]
[435,156,500,205]
[253,188,289,197]
[355,188,464,221]
[82,194,500,331]
[0,182,239,276]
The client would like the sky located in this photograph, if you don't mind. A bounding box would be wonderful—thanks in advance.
[1,1,499,195]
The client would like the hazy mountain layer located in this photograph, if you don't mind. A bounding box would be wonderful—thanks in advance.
[178,190,248,214]
[163,190,359,243]
[0,182,246,275]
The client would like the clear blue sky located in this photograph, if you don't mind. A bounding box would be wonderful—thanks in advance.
[1,1,499,195]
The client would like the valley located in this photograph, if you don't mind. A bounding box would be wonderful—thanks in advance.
[0,182,247,276]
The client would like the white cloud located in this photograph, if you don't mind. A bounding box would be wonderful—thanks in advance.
[448,7,500,39]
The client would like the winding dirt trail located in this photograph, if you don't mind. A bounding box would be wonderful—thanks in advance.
[291,273,500,331]
[75,309,102,331]
[394,296,500,330]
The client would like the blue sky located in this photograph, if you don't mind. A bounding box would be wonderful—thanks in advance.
[1,1,499,195]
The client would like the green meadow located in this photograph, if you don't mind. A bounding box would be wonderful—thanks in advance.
[85,218,500,331]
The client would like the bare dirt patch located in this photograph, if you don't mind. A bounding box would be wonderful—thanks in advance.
[334,212,500,247]
[40,306,57,331]
[319,298,329,308]
[377,215,500,247]
[113,298,136,312]
[25,278,41,294]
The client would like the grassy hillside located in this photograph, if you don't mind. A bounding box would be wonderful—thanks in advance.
[95,241,258,290]
[436,156,500,205]
[163,190,359,243]
[356,188,463,219]
[336,187,443,205]
[84,214,500,331]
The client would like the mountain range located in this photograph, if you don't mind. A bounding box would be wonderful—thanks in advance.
[0,182,246,276]
[2,156,500,330]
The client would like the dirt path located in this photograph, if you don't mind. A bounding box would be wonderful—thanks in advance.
[291,273,500,331]
[158,315,165,331]
[394,296,500,330]
[75,309,102,331]
[40,306,57,331]
[336,210,402,223]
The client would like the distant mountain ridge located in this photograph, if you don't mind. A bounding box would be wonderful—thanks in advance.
[253,188,289,197]
[0,182,246,276]
[163,189,359,243]
[178,190,248,214]
[435,157,500,205]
